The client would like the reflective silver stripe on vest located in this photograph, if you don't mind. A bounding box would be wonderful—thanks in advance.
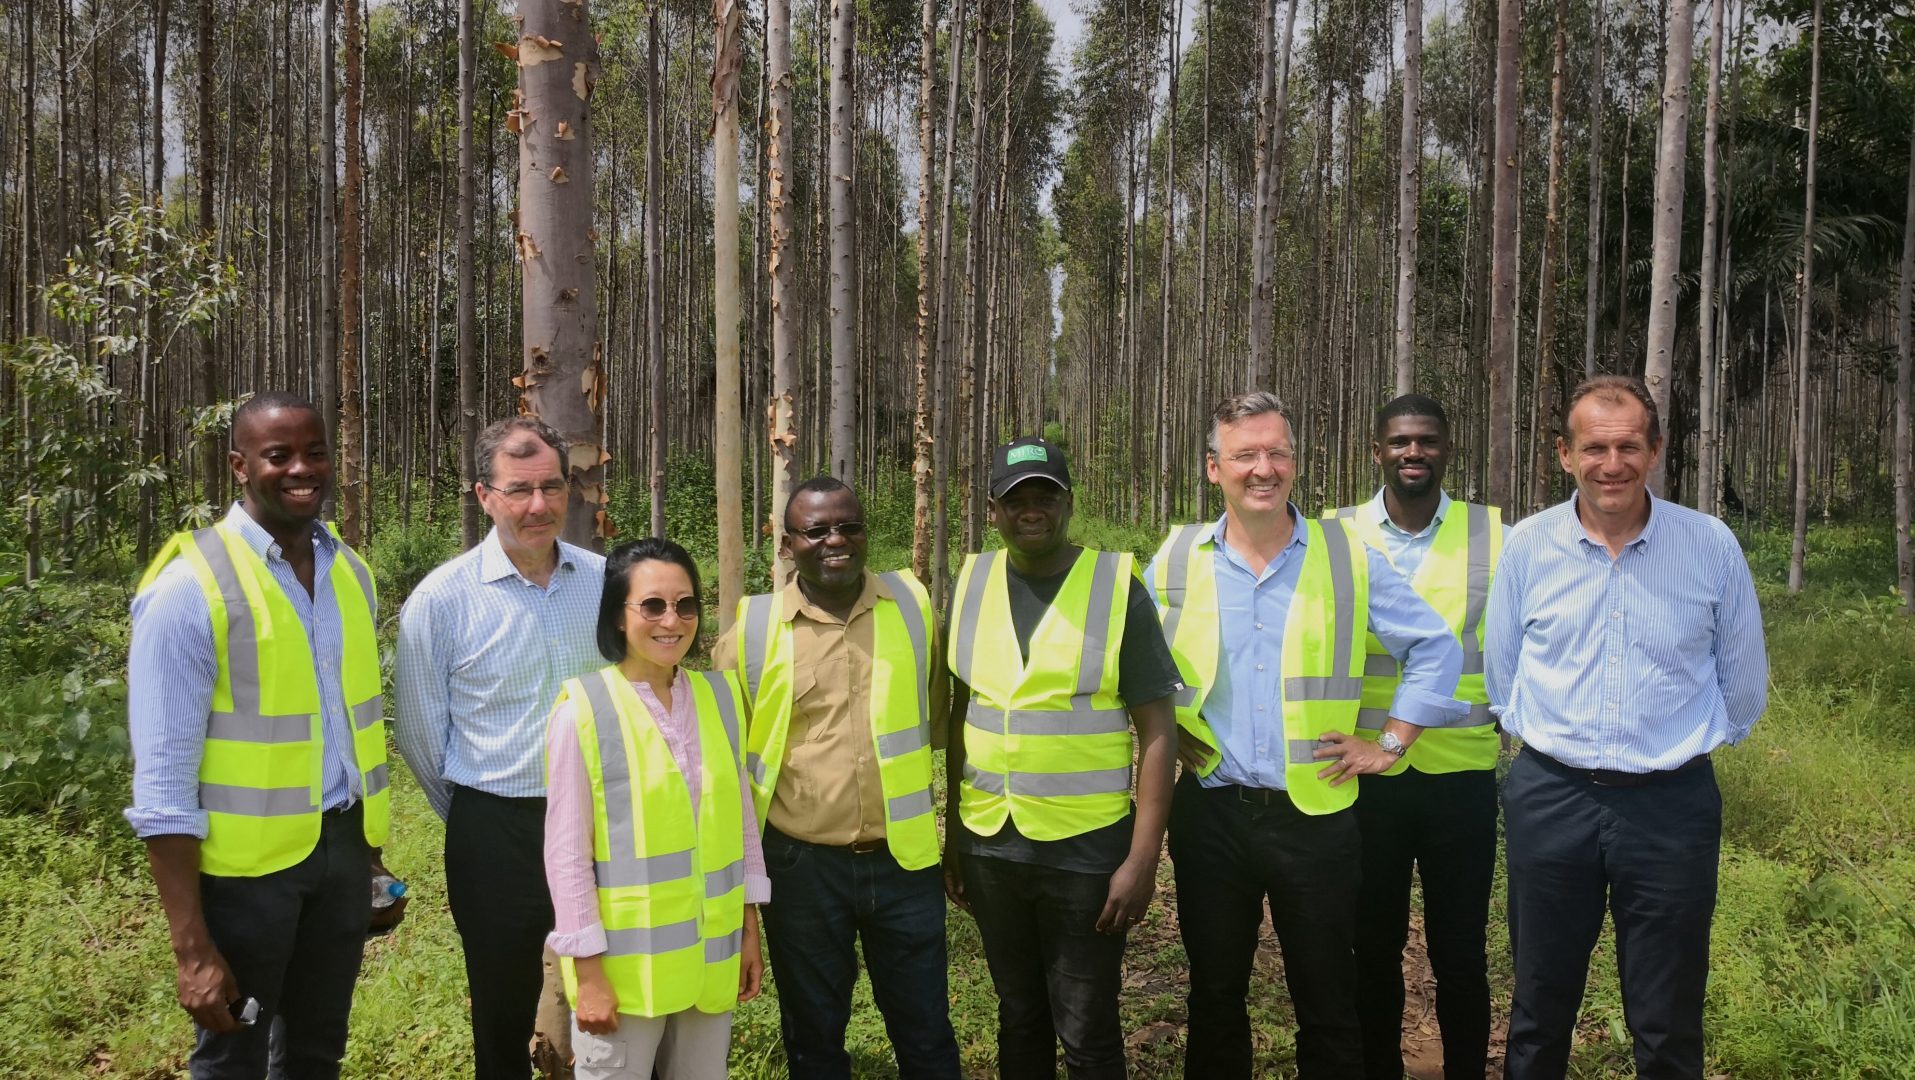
[951,551,997,686]
[1072,552,1122,707]
[604,920,702,957]
[1172,685,1200,708]
[888,788,934,821]
[740,592,778,700]
[705,928,744,963]
[206,712,310,744]
[1356,707,1390,731]
[363,763,390,796]
[1363,654,1398,678]
[965,701,1127,738]
[697,670,743,756]
[1287,739,1327,765]
[352,695,384,731]
[1459,504,1492,677]
[877,571,932,750]
[200,782,314,816]
[1284,523,1363,702]
[1157,525,1203,645]
[580,671,641,872]
[1332,506,1360,519]
[335,540,377,615]
[1463,701,1494,726]
[876,726,928,757]
[964,759,1129,798]
[595,849,696,889]
[745,752,768,787]
[705,858,745,898]
[192,528,264,725]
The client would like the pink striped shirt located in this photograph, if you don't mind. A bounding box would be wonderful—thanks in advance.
[544,669,770,957]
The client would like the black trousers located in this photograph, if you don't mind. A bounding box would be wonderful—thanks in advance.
[1168,772,1363,1080]
[960,852,1129,1080]
[759,827,961,1080]
[191,805,371,1080]
[1502,749,1721,1080]
[445,785,556,1080]
[1354,767,1498,1080]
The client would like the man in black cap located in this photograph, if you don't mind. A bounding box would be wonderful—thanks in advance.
[943,435,1182,1079]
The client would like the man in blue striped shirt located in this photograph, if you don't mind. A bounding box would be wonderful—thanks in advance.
[1487,376,1768,1080]
[393,417,606,1080]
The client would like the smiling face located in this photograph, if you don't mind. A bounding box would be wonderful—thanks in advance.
[475,436,569,559]
[783,487,867,593]
[620,558,699,672]
[230,405,332,531]
[989,479,1074,561]
[1374,413,1449,500]
[1207,410,1295,520]
[1558,393,1662,520]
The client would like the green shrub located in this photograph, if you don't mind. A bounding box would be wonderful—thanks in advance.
[366,518,460,615]
[0,671,131,824]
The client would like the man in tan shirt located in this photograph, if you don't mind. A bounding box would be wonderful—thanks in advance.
[715,475,960,1079]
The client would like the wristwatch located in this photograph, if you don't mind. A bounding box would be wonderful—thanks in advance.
[1377,731,1409,758]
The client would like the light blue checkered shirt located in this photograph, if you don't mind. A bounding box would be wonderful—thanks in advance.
[125,505,367,840]
[1486,493,1768,772]
[393,530,606,817]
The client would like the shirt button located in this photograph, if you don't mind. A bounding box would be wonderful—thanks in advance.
[1606,702,1619,711]
[1256,705,1266,712]
[1610,611,1622,619]
[1608,656,1619,665]
[1256,664,1265,672]
[1255,622,1264,630]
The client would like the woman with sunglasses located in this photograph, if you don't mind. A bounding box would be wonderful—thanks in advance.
[543,538,768,1079]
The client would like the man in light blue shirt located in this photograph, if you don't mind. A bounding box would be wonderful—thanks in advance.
[1149,391,1466,1079]
[393,417,605,1080]
[1488,376,1767,1080]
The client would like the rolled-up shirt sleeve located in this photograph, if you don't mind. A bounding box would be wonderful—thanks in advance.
[393,590,455,820]
[543,697,608,958]
[1714,536,1768,743]
[1362,546,1468,728]
[125,563,218,839]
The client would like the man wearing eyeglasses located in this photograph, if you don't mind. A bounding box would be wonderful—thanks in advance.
[1146,392,1464,1079]
[393,416,607,1080]
[713,475,961,1079]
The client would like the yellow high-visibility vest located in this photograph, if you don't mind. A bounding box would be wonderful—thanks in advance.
[733,571,939,870]
[555,666,748,1017]
[1148,518,1370,815]
[947,549,1133,841]
[138,520,389,877]
[1326,500,1501,774]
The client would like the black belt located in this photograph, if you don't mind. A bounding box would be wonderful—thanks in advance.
[767,824,887,855]
[1209,783,1295,807]
[1525,746,1709,788]
[321,801,362,819]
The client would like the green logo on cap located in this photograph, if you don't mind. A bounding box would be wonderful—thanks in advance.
[1006,445,1048,465]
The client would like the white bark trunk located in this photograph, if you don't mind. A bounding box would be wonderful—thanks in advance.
[1642,0,1696,496]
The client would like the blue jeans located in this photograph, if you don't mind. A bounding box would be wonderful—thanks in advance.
[759,827,961,1080]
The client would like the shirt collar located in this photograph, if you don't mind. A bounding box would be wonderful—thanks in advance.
[478,527,577,584]
[1565,489,1661,550]
[1369,487,1452,539]
[1206,504,1311,556]
[223,502,333,562]
[780,568,885,624]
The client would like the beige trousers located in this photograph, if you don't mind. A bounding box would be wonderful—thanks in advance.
[568,1009,734,1080]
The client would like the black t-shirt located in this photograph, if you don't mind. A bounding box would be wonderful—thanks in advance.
[953,547,1184,874]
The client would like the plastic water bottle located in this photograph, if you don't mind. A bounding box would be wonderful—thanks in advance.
[371,873,408,909]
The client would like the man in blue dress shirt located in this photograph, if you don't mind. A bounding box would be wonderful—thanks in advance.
[1488,375,1768,1080]
[1148,391,1466,1078]
[393,417,606,1079]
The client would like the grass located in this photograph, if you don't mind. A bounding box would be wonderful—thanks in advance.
[3,510,1914,1077]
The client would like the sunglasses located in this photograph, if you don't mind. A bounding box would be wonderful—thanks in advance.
[625,596,701,621]
[793,521,867,542]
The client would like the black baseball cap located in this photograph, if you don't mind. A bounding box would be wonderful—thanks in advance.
[989,436,1072,498]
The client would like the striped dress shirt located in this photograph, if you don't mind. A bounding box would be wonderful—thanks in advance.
[1486,493,1768,773]
[125,505,366,839]
[393,530,606,817]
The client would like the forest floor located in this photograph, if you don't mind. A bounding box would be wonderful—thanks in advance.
[3,515,1914,1078]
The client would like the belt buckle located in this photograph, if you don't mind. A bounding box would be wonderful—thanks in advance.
[1234,785,1274,806]
[848,839,885,855]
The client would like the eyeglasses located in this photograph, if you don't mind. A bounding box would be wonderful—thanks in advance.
[1220,448,1295,468]
[482,480,569,505]
[626,596,701,621]
[792,521,867,542]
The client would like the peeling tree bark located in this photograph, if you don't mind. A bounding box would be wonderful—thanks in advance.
[1642,0,1695,497]
[339,0,365,546]
[713,0,745,627]
[826,0,857,480]
[910,0,938,581]
[512,0,606,554]
[458,0,481,549]
[1392,0,1422,395]
[1787,0,1822,596]
[644,11,664,539]
[766,0,798,577]
[1896,106,1913,614]
[1696,0,1726,516]
[1486,0,1518,509]
[1529,0,1567,514]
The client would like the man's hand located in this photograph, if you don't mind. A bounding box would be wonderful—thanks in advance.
[942,845,972,913]
[1094,854,1158,935]
[738,907,765,1003]
[367,857,408,936]
[572,957,620,1035]
[1313,731,1398,786]
[174,942,242,1033]
[1176,729,1213,774]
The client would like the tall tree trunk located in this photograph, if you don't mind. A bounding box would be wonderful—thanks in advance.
[318,0,339,489]
[1195,0,1212,474]
[1529,0,1567,513]
[714,0,745,625]
[1392,0,1422,395]
[910,0,938,580]
[1896,106,1914,614]
[1787,0,1821,596]
[515,0,605,556]
[136,0,170,564]
[826,0,857,479]
[197,0,220,507]
[930,0,967,599]
[458,0,481,548]
[1583,0,1605,380]
[338,0,364,546]
[766,0,797,575]
[646,11,666,539]
[1486,0,1518,508]
[1246,0,1275,379]
[1157,0,1180,522]
[1248,0,1297,387]
[1695,0,1726,515]
[1641,0,1695,496]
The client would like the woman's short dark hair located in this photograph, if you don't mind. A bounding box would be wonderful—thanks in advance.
[596,537,704,663]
